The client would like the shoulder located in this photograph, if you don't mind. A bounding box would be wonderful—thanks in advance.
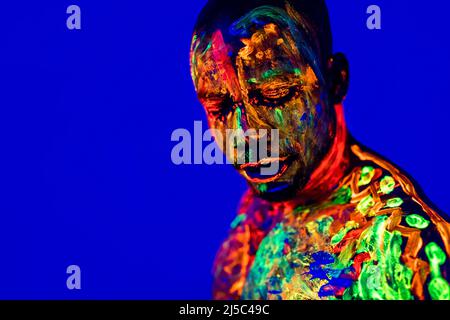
[211,189,274,300]
[351,144,450,300]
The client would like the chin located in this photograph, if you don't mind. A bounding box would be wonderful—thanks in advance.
[238,157,308,202]
[244,171,301,202]
[251,180,299,202]
[240,161,308,202]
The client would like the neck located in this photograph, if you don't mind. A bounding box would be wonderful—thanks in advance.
[291,103,351,206]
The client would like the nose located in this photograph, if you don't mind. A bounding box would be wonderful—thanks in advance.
[230,104,273,151]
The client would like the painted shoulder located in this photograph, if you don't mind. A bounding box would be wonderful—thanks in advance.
[211,190,280,300]
[350,144,450,300]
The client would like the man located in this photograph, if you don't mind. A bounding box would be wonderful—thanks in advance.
[190,0,450,300]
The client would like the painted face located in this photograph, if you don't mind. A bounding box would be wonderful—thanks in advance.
[191,9,336,198]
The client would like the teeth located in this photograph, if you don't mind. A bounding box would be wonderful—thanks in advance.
[258,157,287,165]
[259,158,273,165]
[240,157,288,169]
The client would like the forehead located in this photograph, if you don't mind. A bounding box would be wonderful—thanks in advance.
[193,21,302,64]
[190,5,326,96]
[191,30,315,101]
[234,23,304,78]
[192,11,324,85]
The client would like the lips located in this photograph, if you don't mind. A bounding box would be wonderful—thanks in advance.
[239,157,291,183]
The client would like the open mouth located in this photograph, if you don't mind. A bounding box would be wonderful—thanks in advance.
[239,157,291,183]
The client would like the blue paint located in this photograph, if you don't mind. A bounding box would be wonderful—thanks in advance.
[312,251,335,265]
[267,183,290,194]
[316,103,322,116]
[300,113,307,122]
[309,251,335,280]
[309,251,355,297]
[298,112,308,132]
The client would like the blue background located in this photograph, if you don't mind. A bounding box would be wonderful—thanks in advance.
[0,0,449,299]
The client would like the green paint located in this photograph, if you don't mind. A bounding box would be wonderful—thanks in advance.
[257,183,268,193]
[379,176,396,195]
[331,222,357,246]
[332,186,352,205]
[428,278,450,300]
[357,195,375,215]
[248,78,258,84]
[405,214,430,229]
[331,228,348,246]
[343,288,354,300]
[262,69,282,80]
[425,242,446,276]
[317,216,334,236]
[358,166,375,186]
[235,107,243,130]
[425,242,450,300]
[274,108,284,125]
[202,42,212,55]
[364,215,387,257]
[293,206,309,215]
[385,198,404,208]
[230,213,247,229]
[350,217,413,300]
[293,68,302,76]
[242,224,291,299]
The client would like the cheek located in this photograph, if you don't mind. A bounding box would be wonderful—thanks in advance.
[269,98,308,135]
[206,118,226,151]
[209,117,247,155]
[276,100,329,150]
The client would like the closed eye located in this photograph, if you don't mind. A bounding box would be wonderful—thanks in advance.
[200,94,234,118]
[261,86,291,100]
[248,85,299,109]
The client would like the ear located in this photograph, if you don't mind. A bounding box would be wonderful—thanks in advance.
[327,53,349,105]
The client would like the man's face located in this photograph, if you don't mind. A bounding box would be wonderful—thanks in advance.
[191,21,335,198]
